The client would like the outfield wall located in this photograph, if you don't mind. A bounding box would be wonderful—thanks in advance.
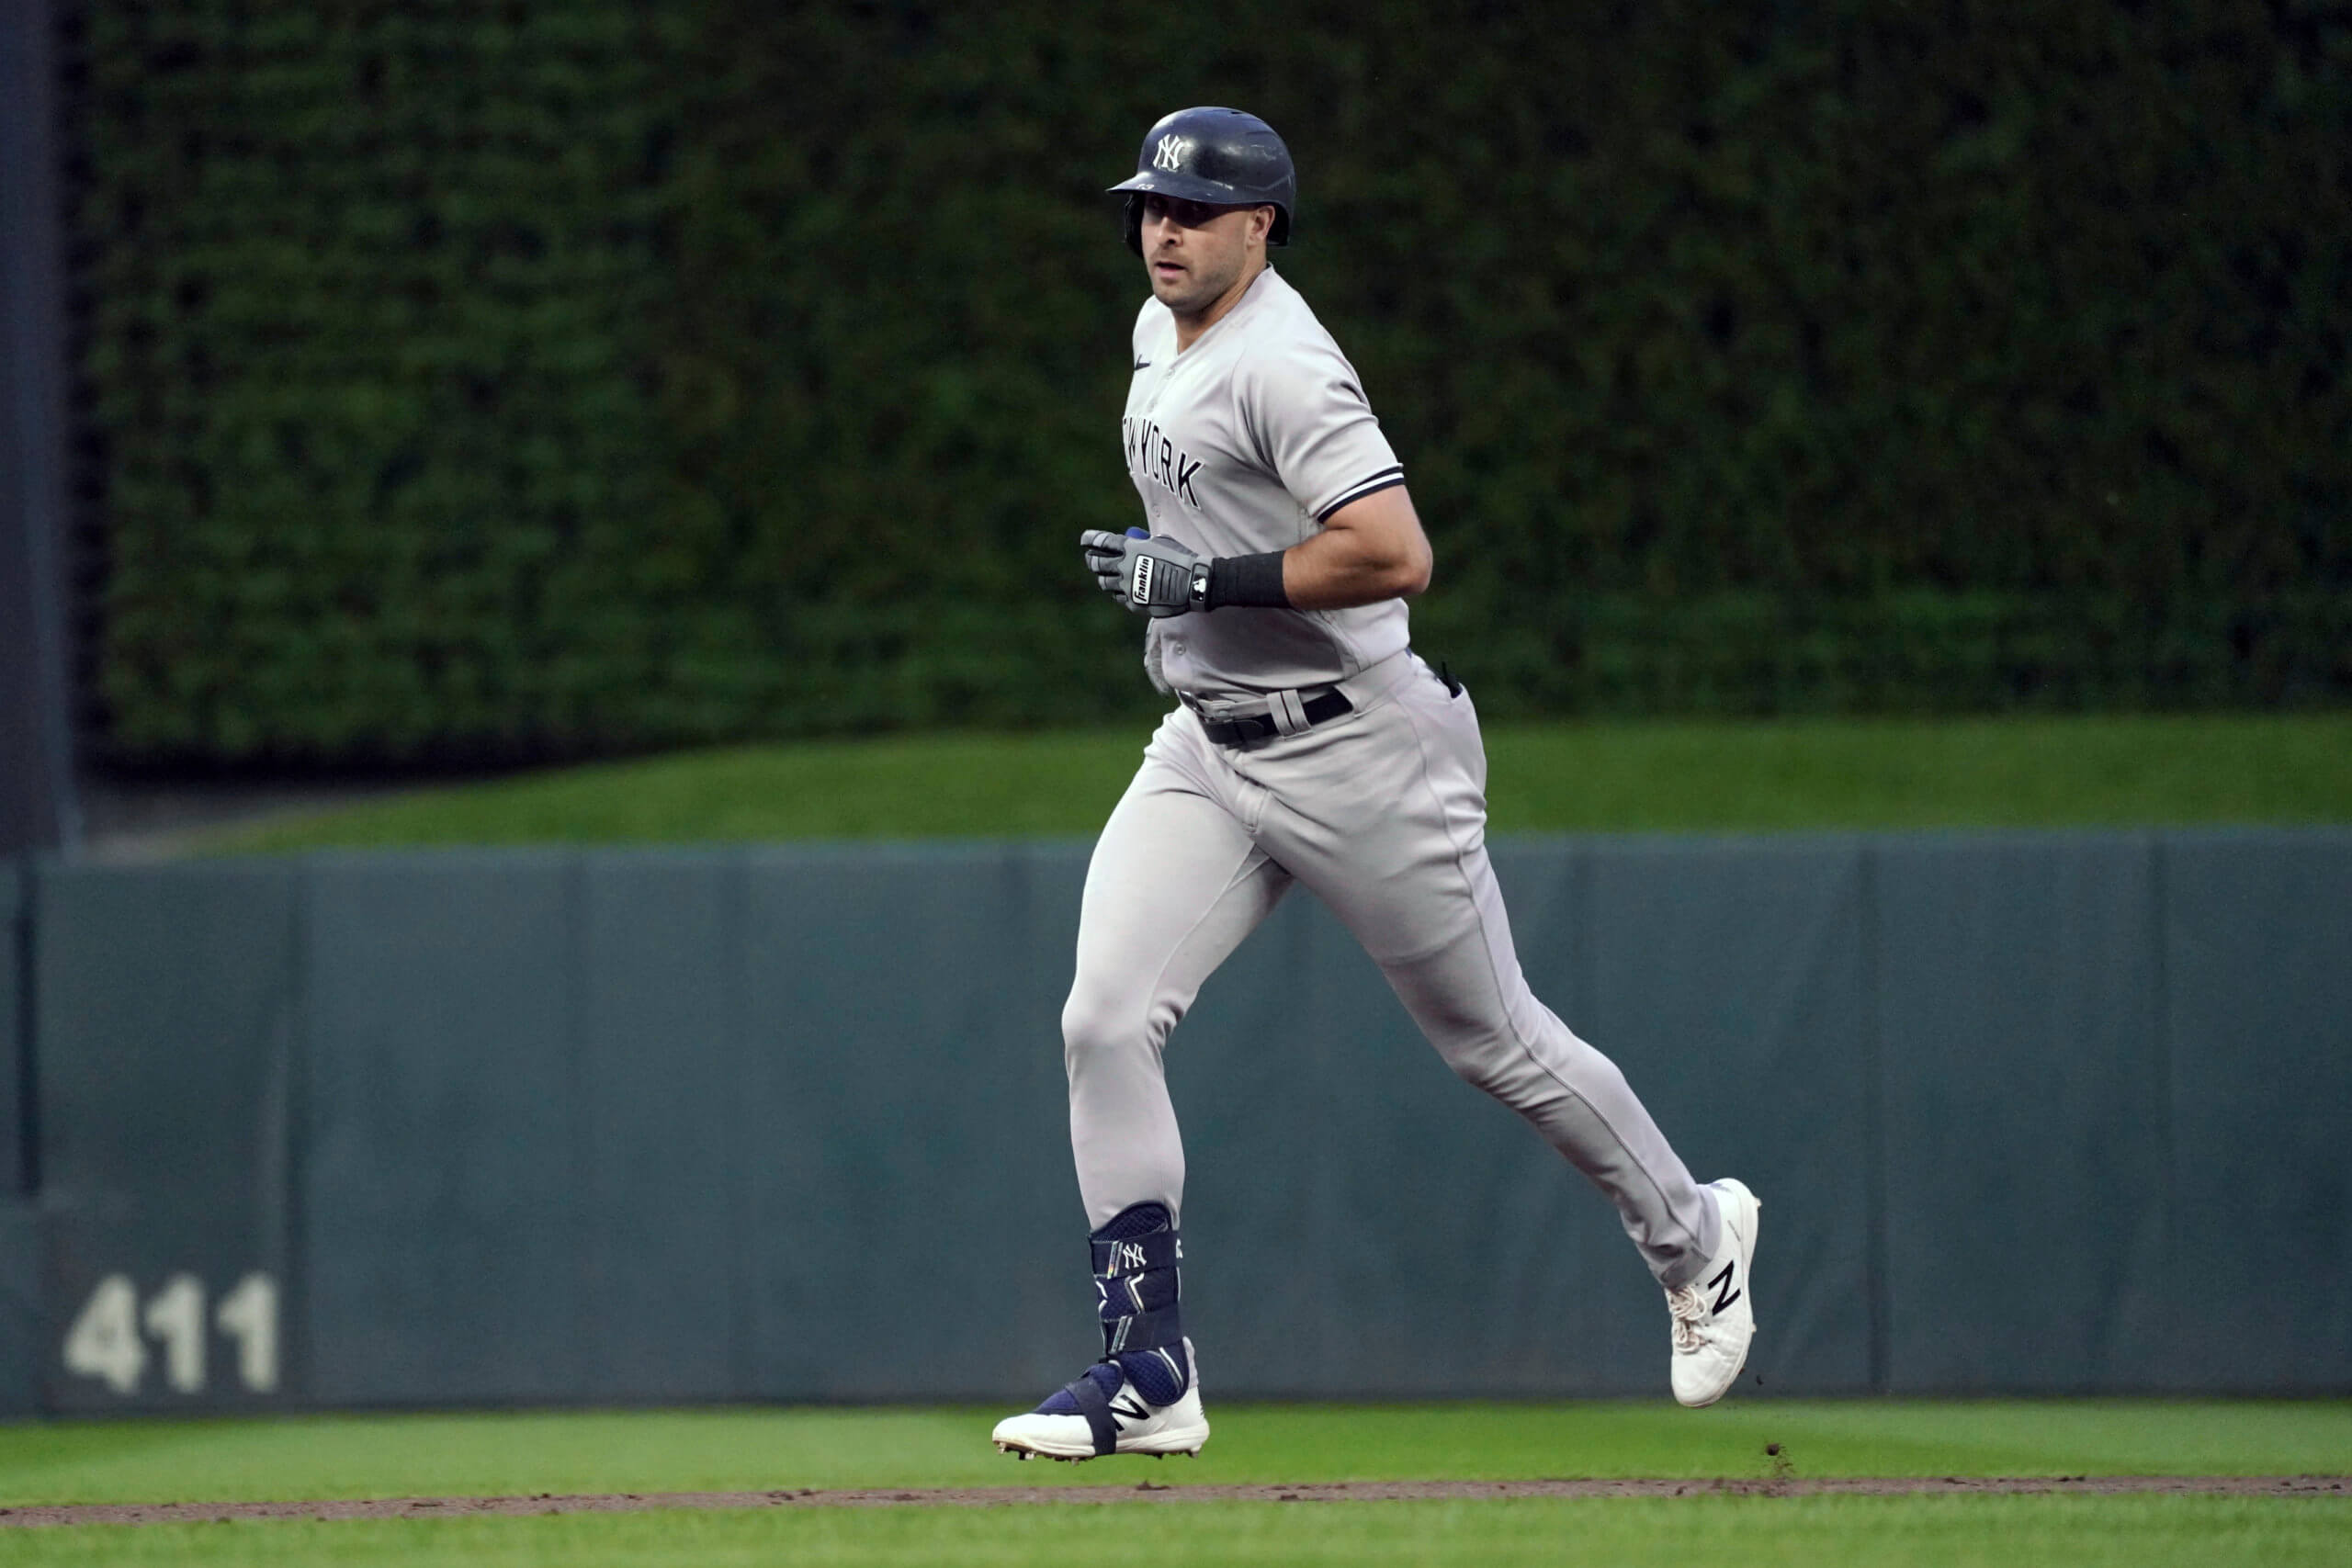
[4,830,2348,1415]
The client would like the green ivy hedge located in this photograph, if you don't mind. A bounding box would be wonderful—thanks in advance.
[76,0,2352,762]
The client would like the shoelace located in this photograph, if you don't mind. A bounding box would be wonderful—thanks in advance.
[1666,1283,1708,1353]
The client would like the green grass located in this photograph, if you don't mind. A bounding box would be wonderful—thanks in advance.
[2,1404,2345,1567]
[2,1401,2346,1505]
[194,713,2352,853]
[5,1497,2348,1568]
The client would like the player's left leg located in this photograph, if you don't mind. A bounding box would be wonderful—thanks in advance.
[995,715,1284,1460]
[1252,657,1759,1404]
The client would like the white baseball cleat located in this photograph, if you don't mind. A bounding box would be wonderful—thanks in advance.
[991,1342,1210,1461]
[1668,1178,1760,1408]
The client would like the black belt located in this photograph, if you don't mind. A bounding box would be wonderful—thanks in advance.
[1195,689,1353,746]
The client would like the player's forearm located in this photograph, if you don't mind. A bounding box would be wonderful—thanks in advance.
[1280,489,1433,609]
[1278,535,1430,609]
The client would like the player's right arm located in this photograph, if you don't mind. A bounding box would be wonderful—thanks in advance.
[1080,482,1431,616]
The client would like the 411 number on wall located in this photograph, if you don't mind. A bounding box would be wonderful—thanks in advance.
[61,1273,279,1396]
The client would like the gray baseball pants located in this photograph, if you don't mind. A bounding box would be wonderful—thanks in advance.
[1062,650,1722,1290]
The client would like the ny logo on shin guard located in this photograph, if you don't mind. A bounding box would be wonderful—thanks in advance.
[1709,1260,1742,1315]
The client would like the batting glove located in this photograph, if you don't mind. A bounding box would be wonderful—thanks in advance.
[1079,528,1208,618]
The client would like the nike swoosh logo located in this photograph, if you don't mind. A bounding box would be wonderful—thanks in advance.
[1133,358,1151,370]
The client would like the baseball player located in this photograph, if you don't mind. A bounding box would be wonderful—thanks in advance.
[991,107,1758,1462]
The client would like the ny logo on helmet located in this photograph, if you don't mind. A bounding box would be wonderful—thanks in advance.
[1153,135,1188,173]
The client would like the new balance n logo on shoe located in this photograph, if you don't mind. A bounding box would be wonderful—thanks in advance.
[1709,1260,1742,1315]
[1111,1394,1152,1428]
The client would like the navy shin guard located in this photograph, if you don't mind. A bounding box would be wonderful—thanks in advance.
[1092,1202,1183,1367]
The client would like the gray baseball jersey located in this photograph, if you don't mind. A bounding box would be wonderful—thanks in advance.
[1122,268,1408,700]
[1065,264,1724,1294]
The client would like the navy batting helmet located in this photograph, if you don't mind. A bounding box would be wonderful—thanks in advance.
[1108,107,1295,255]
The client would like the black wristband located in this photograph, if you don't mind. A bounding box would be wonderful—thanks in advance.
[1204,551,1292,610]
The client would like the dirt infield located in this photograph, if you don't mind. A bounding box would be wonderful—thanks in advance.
[1,1476,2342,1528]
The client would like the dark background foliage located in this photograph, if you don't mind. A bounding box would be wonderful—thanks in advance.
[71,0,2352,764]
